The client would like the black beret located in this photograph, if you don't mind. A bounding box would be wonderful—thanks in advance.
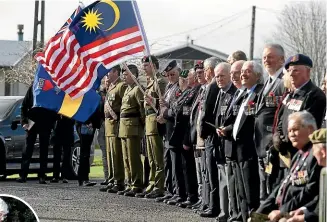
[285,54,313,70]
[164,60,177,72]
[122,64,138,73]
[194,60,204,71]
[141,55,158,64]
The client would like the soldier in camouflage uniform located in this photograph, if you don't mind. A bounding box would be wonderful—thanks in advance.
[118,64,145,197]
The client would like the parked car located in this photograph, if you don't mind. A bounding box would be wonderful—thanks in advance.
[0,96,94,180]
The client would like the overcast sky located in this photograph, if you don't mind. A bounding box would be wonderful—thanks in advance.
[0,0,300,59]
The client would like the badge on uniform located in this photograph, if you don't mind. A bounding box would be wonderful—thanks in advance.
[265,92,282,107]
[109,93,115,101]
[288,99,303,111]
[220,106,228,115]
[245,100,256,116]
[233,105,240,116]
[292,170,308,186]
[265,162,273,175]
[183,106,191,115]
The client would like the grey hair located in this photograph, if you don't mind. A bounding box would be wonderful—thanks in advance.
[264,43,285,57]
[204,57,220,69]
[243,61,263,81]
[214,62,231,74]
[288,111,318,130]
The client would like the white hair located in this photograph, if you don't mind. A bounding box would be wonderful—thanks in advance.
[264,43,285,57]
[288,111,318,130]
[204,57,221,69]
[243,61,263,82]
[214,62,231,74]
[0,198,8,220]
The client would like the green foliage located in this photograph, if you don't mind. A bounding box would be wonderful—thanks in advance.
[1,197,37,222]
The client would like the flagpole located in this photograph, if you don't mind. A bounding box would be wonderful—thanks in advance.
[131,1,163,101]
[122,62,158,113]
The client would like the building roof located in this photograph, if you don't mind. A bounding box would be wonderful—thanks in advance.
[154,43,229,61]
[0,40,33,67]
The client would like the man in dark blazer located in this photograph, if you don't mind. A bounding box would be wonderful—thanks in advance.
[254,44,285,200]
[218,60,247,222]
[198,57,221,218]
[274,54,326,183]
[256,111,322,222]
[212,62,238,222]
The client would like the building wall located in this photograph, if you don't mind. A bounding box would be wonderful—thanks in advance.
[0,70,5,96]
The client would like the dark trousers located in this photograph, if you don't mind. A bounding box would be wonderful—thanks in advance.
[226,159,242,221]
[170,148,186,198]
[181,147,198,201]
[234,158,260,222]
[77,131,95,182]
[205,146,218,212]
[20,124,51,178]
[217,163,229,219]
[164,145,173,194]
[200,149,210,207]
[53,141,71,179]
[194,150,202,199]
[258,157,268,201]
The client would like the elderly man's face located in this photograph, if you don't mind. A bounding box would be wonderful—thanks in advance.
[230,62,243,88]
[187,72,196,87]
[215,67,230,89]
[196,69,206,85]
[241,63,259,89]
[204,66,214,83]
[288,65,310,89]
[263,47,284,74]
[312,143,326,167]
[288,119,312,149]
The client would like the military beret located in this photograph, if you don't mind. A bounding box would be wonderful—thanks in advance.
[179,69,189,78]
[309,128,326,144]
[194,60,204,71]
[285,54,313,70]
[141,55,158,64]
[164,60,177,72]
[122,64,138,74]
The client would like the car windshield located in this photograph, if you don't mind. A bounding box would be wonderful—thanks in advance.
[0,99,16,119]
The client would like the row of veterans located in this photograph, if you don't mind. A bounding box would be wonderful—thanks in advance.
[96,44,327,222]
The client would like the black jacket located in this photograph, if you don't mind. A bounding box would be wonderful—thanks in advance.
[254,72,285,158]
[257,143,322,215]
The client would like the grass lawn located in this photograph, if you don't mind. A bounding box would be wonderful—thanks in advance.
[7,156,105,180]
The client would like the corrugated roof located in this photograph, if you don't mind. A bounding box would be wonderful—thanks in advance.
[0,40,33,67]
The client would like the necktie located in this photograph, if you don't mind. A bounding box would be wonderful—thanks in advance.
[263,77,273,95]
[227,89,240,113]
[233,91,251,139]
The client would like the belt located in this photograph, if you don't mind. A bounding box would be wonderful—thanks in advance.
[145,109,156,116]
[120,113,140,118]
[105,112,120,120]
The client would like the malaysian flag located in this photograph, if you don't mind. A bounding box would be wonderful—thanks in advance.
[35,0,147,99]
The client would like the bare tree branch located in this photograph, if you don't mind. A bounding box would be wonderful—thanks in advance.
[272,1,326,85]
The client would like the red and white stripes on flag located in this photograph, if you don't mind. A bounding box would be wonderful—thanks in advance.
[35,25,145,99]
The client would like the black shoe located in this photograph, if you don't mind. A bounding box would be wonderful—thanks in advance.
[199,209,218,218]
[84,181,97,186]
[167,197,183,205]
[189,199,201,209]
[145,189,164,199]
[16,177,26,183]
[51,178,59,183]
[193,204,208,213]
[99,183,114,192]
[135,190,149,198]
[107,185,124,193]
[124,188,142,197]
[39,178,47,184]
[163,195,177,204]
[177,199,198,208]
[155,193,173,202]
[117,188,131,195]
[215,216,228,222]
[100,179,111,186]
[62,178,69,183]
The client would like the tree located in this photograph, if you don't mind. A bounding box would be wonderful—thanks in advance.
[272,1,326,85]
